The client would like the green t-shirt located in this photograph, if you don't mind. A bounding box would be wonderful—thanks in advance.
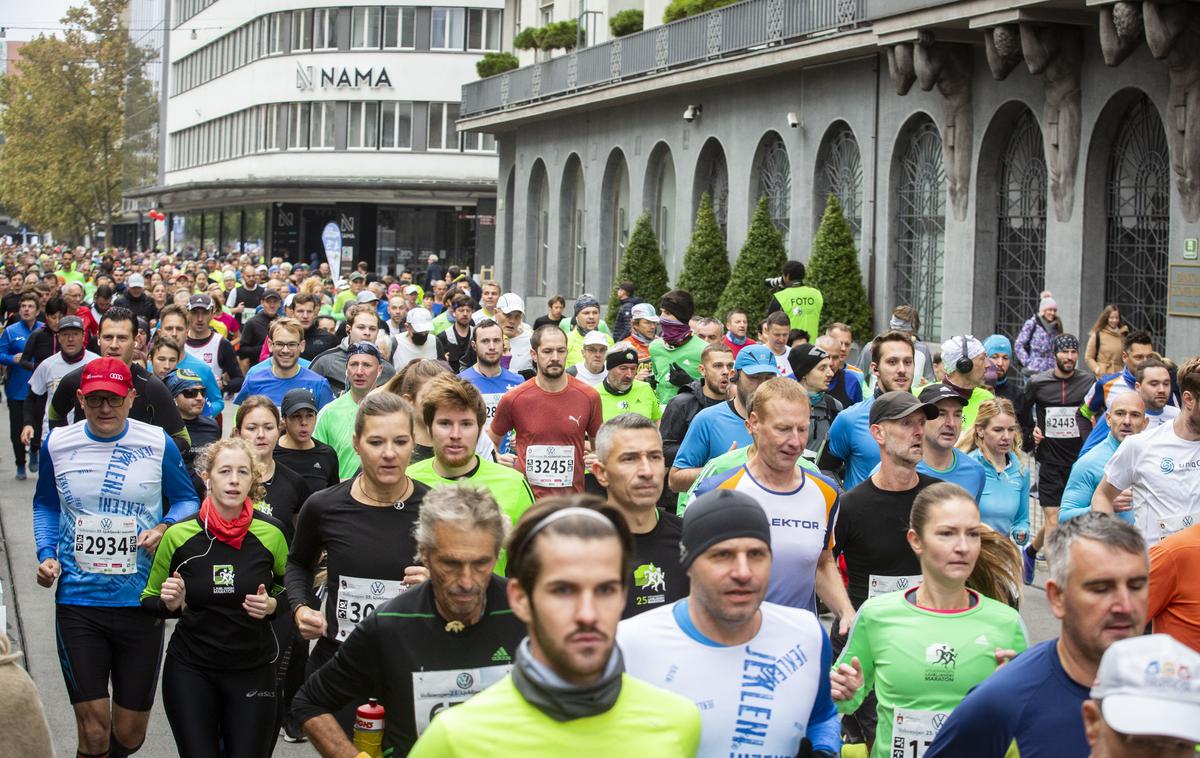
[597,380,662,422]
[410,674,701,757]
[834,588,1028,758]
[408,456,535,575]
[649,336,706,406]
[312,391,361,479]
[773,285,823,337]
[678,445,820,515]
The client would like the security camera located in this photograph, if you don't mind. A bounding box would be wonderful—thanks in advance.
[683,104,701,122]
[787,111,800,128]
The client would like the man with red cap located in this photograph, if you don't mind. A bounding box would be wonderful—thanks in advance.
[32,356,200,758]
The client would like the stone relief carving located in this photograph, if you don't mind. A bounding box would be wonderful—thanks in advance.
[1099,1,1145,66]
[914,40,974,222]
[984,25,1024,81]
[1143,1,1200,221]
[1021,24,1084,222]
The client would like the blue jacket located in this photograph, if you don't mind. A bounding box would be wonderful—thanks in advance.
[968,448,1030,543]
[0,319,43,401]
[177,352,224,418]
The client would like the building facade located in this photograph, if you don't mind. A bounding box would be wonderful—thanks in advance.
[131,0,503,279]
[461,0,1200,357]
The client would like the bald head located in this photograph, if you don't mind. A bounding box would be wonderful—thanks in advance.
[1106,391,1147,442]
[815,334,843,370]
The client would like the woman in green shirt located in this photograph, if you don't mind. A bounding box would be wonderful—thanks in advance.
[831,482,1027,758]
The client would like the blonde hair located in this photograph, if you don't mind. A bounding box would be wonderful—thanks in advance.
[957,398,1027,472]
[193,437,266,504]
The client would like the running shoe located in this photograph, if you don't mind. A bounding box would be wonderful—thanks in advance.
[15,466,26,481]
[1022,547,1035,585]
[281,721,307,743]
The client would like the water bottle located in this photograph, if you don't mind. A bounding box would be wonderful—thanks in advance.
[353,698,385,758]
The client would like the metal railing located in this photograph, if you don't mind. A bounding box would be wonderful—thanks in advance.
[462,0,868,116]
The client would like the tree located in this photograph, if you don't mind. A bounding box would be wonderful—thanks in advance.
[607,212,669,324]
[663,0,739,24]
[806,195,873,339]
[675,193,730,319]
[609,9,644,37]
[0,0,156,243]
[476,52,519,78]
[717,196,788,322]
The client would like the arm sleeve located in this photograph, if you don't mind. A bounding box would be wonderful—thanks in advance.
[1147,542,1177,626]
[285,497,322,612]
[806,625,842,754]
[833,609,874,715]
[1013,467,1031,538]
[291,609,385,725]
[1082,379,1106,420]
[218,340,244,393]
[587,391,603,441]
[1058,459,1097,524]
[160,433,201,524]
[23,390,46,431]
[32,439,61,562]
[140,525,183,617]
[0,328,15,367]
[232,374,254,406]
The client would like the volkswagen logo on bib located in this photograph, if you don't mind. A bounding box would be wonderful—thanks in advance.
[371,581,385,595]
[456,672,474,690]
[101,518,112,530]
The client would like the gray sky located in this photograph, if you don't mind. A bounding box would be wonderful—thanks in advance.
[1,0,89,41]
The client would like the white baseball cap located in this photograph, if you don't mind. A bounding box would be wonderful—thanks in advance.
[582,330,609,348]
[631,302,659,323]
[126,273,145,289]
[497,293,525,315]
[1091,634,1200,743]
[407,307,434,333]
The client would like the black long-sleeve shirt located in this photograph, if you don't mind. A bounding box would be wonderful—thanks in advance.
[238,311,276,362]
[48,362,190,452]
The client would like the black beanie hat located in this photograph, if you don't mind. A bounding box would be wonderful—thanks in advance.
[788,343,830,380]
[659,289,695,324]
[680,489,772,570]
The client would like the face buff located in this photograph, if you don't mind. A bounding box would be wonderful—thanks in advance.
[510,637,624,722]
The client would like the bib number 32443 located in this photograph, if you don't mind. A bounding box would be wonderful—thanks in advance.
[74,515,138,575]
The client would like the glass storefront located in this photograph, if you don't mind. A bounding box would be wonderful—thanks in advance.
[242,207,266,257]
[376,204,475,280]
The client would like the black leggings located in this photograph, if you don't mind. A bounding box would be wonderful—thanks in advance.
[162,655,277,758]
[8,399,35,467]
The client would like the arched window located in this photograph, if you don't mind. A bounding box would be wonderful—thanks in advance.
[817,125,863,248]
[526,160,549,296]
[649,146,676,268]
[894,118,946,341]
[600,150,630,288]
[694,139,729,239]
[995,110,1047,338]
[753,134,791,248]
[501,168,515,284]
[560,155,586,295]
[1105,95,1169,347]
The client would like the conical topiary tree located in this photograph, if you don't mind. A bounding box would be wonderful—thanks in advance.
[717,196,788,323]
[607,211,670,323]
[806,194,873,339]
[675,193,730,319]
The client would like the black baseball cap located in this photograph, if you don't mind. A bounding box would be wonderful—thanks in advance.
[188,294,214,311]
[261,289,282,301]
[58,315,85,331]
[281,388,318,417]
[869,390,939,425]
[918,383,969,407]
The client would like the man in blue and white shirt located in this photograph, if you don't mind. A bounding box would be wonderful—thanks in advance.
[33,356,200,758]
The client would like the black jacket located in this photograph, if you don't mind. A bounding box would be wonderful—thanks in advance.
[436,324,475,373]
[612,296,644,343]
[238,311,276,362]
[659,380,725,468]
[113,291,159,324]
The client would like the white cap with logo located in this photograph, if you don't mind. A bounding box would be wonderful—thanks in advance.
[630,302,659,323]
[407,307,434,333]
[1091,633,1200,743]
[582,330,609,348]
[497,293,525,315]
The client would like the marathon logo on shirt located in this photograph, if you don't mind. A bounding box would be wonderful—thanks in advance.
[633,563,667,607]
[213,564,236,594]
[923,643,957,682]
[734,644,811,747]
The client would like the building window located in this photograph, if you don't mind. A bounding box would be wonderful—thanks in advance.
[431,7,466,50]
[383,7,416,49]
[994,110,1047,340]
[428,102,460,150]
[352,7,382,49]
[311,102,337,149]
[818,125,863,247]
[292,9,312,51]
[348,102,381,149]
[288,103,311,149]
[263,103,282,150]
[461,131,496,152]
[467,9,502,51]
[314,8,337,50]
[380,101,413,149]
[756,136,791,248]
[268,12,286,54]
[894,118,946,341]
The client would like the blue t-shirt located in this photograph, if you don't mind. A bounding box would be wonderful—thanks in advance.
[866,449,986,501]
[234,365,334,409]
[246,356,311,375]
[460,366,524,405]
[925,639,1089,758]
[825,395,878,489]
[673,401,752,470]
[1059,434,1134,525]
[968,448,1030,541]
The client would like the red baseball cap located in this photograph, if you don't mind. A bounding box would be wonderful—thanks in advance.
[80,357,133,397]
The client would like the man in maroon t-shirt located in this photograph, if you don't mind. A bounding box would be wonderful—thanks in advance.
[490,325,603,497]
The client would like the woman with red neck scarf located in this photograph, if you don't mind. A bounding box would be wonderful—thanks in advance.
[142,437,290,758]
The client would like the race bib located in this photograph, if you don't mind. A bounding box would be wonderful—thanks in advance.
[334,575,406,642]
[412,665,511,734]
[74,515,138,575]
[524,445,575,488]
[481,393,504,428]
[1044,407,1079,439]
[892,707,950,758]
[868,574,923,599]
[1157,512,1198,538]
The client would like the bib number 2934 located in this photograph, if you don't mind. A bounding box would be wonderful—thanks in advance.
[74,515,138,575]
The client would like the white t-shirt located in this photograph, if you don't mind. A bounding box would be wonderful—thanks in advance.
[1105,420,1200,544]
[393,334,438,366]
[1146,405,1180,430]
[506,326,533,374]
[569,363,606,387]
[29,351,100,436]
[618,600,831,757]
[772,348,795,378]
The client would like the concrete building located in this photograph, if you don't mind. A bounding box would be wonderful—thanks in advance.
[130,0,503,280]
[460,0,1200,357]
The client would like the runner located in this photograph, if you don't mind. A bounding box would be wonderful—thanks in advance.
[15,294,68,371]
[619,491,842,756]
[293,293,338,361]
[660,342,732,475]
[0,291,42,478]
[21,314,97,452]
[926,513,1149,757]
[309,304,396,395]
[33,357,201,758]
[821,331,916,489]
[649,290,704,404]
[152,304,224,417]
[183,293,244,396]
[1080,356,1177,455]
[1092,356,1200,545]
[225,264,264,324]
[287,392,431,733]
[489,325,603,498]
[566,294,614,368]
[434,295,475,370]
[590,414,686,617]
[832,482,1027,758]
[874,383,986,499]
[959,398,1031,544]
[293,486,527,755]
[166,369,220,473]
[760,311,795,378]
[824,324,864,407]
[668,343,776,496]
[983,334,1026,413]
[236,287,281,374]
[274,388,342,492]
[626,302,659,365]
[408,374,535,572]
[409,498,702,755]
[495,293,534,375]
[459,318,523,432]
[314,341,386,479]
[234,317,335,409]
[48,307,190,452]
[141,438,289,758]
[1020,333,1094,582]
[566,331,609,387]
[595,345,661,422]
[385,358,455,464]
[1058,392,1147,524]
[789,343,842,461]
[395,306,438,366]
[1081,329,1158,423]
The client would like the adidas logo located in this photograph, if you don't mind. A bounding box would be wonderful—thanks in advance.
[313,462,322,468]
[491,646,511,662]
[974,635,990,647]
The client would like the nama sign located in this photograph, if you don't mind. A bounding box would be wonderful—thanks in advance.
[296,63,394,90]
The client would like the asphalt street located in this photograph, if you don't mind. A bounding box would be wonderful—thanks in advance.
[0,403,1062,757]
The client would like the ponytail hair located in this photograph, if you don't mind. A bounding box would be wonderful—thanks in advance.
[910,482,1022,608]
